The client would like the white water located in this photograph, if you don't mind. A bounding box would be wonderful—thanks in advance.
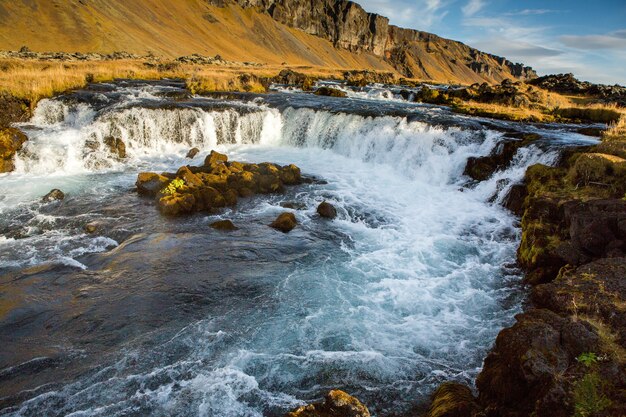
[0,85,559,416]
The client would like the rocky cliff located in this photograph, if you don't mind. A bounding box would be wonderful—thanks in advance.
[208,0,537,82]
[0,0,535,85]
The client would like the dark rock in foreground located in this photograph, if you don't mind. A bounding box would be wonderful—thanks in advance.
[0,127,28,173]
[210,220,238,231]
[270,212,297,233]
[42,189,65,202]
[314,87,347,98]
[136,150,302,216]
[286,390,369,417]
[317,201,337,219]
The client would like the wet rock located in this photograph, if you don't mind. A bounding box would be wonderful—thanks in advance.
[280,164,302,185]
[317,201,337,219]
[464,134,540,182]
[502,182,527,216]
[210,220,238,231]
[83,222,100,234]
[42,189,65,202]
[314,87,347,98]
[286,390,370,417]
[281,201,307,210]
[476,309,599,417]
[137,151,302,216]
[426,382,478,417]
[270,212,297,233]
[157,193,195,216]
[204,150,228,166]
[186,147,200,159]
[136,172,170,196]
[0,127,28,173]
[103,136,126,159]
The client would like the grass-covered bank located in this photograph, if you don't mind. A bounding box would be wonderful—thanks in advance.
[422,119,626,417]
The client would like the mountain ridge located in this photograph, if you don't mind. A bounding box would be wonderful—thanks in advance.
[0,0,536,85]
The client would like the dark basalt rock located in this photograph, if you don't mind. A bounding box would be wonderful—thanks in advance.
[210,219,239,231]
[464,134,541,182]
[42,189,65,202]
[270,212,297,233]
[314,87,347,98]
[285,389,370,417]
[103,136,126,159]
[136,150,302,216]
[0,127,28,173]
[425,382,478,417]
[502,182,527,216]
[317,201,337,219]
[186,147,200,159]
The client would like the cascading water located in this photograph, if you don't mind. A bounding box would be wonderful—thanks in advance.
[0,81,591,417]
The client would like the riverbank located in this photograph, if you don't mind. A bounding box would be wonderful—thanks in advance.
[1,74,624,417]
[419,122,626,417]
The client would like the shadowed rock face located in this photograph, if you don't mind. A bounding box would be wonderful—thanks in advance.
[208,0,537,82]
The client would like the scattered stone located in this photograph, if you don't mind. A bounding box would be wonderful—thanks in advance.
[83,222,100,234]
[136,151,302,216]
[42,189,64,202]
[426,382,478,417]
[204,150,228,166]
[210,219,239,231]
[270,212,297,233]
[103,136,126,158]
[286,390,370,417]
[0,127,28,173]
[317,201,337,219]
[136,172,170,196]
[186,147,200,159]
[281,201,307,210]
[314,87,347,98]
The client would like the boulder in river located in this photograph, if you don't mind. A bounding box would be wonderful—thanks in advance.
[103,136,126,159]
[210,220,239,231]
[314,87,347,98]
[136,151,303,216]
[136,172,171,196]
[270,212,297,233]
[83,222,100,234]
[204,150,228,166]
[426,382,478,417]
[0,127,28,173]
[317,201,337,219]
[186,147,200,159]
[286,390,370,417]
[42,189,65,202]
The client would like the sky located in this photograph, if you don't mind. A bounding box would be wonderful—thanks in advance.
[357,0,626,85]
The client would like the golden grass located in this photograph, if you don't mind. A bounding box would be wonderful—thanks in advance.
[0,58,350,105]
[452,101,554,122]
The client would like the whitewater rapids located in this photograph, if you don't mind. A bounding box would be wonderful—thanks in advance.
[0,80,595,416]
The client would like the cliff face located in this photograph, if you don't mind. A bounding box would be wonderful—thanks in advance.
[0,0,535,84]
[208,0,537,83]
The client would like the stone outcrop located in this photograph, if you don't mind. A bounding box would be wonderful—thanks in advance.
[0,127,27,173]
[426,131,626,417]
[529,73,626,106]
[207,0,536,83]
[136,150,302,216]
[286,390,370,417]
[270,212,297,233]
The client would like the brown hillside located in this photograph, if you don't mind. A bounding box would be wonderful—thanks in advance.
[0,0,535,85]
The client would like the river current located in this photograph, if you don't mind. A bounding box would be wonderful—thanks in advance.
[0,80,598,416]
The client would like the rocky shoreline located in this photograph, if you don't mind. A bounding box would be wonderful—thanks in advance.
[283,128,626,417]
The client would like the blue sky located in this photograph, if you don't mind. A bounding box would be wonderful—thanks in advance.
[357,0,626,85]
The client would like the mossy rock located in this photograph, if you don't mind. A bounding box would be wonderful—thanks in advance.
[314,87,347,98]
[0,127,27,172]
[270,212,297,233]
[136,172,170,196]
[426,382,477,417]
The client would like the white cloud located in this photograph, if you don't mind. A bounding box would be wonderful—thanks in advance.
[462,0,486,17]
[560,30,626,50]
